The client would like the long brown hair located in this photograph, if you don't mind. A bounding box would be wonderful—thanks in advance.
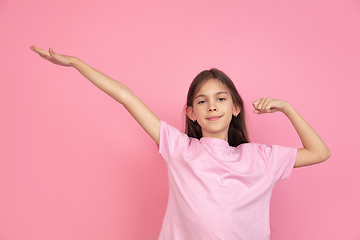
[185,68,249,147]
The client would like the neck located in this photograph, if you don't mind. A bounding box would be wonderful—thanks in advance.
[201,131,229,142]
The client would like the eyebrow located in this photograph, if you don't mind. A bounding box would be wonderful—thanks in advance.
[195,91,228,99]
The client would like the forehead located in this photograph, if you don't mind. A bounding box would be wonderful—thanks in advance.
[195,78,229,95]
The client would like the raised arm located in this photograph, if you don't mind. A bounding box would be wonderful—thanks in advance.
[30,46,160,144]
[252,98,331,168]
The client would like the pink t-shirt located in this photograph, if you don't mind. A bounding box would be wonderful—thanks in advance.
[158,121,297,240]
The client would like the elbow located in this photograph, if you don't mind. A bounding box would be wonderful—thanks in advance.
[319,148,331,163]
[295,148,330,168]
[324,145,331,161]
[325,150,331,161]
[312,148,331,165]
[116,85,134,105]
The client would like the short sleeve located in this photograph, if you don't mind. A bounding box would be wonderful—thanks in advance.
[158,121,189,162]
[258,144,297,182]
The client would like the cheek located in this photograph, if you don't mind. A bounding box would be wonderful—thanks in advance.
[193,106,203,116]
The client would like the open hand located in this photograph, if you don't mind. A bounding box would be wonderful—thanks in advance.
[252,97,290,114]
[30,45,75,67]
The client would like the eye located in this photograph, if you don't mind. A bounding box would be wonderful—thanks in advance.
[218,97,226,101]
[197,100,206,104]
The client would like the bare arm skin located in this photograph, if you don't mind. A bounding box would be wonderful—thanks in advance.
[30,46,160,144]
[253,98,331,168]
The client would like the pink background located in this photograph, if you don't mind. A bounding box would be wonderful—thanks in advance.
[1,0,359,239]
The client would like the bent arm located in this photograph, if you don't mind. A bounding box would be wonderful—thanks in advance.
[31,46,160,144]
[282,105,330,168]
[253,98,331,168]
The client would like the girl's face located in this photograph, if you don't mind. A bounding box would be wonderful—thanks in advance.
[186,78,241,141]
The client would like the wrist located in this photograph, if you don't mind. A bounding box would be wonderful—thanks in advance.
[69,57,81,68]
[281,103,296,117]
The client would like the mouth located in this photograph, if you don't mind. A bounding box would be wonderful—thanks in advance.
[206,116,222,121]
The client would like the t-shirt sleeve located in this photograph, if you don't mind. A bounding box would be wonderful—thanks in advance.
[158,121,189,162]
[258,144,297,182]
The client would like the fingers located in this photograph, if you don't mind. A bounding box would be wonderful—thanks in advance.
[31,45,74,67]
[30,45,63,64]
[30,45,56,57]
[252,97,277,114]
[49,47,56,57]
[30,45,38,52]
[30,45,46,55]
[30,45,52,60]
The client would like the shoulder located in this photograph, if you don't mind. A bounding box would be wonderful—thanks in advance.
[236,142,296,159]
[160,121,189,142]
[159,121,193,159]
[235,142,297,181]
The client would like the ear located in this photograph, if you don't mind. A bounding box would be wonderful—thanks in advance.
[233,104,241,117]
[186,106,196,121]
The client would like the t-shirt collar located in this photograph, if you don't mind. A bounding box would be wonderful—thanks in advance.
[200,137,230,147]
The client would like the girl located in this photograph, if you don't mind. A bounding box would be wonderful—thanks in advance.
[30,45,330,240]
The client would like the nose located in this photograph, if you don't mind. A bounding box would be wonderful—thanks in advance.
[208,104,217,112]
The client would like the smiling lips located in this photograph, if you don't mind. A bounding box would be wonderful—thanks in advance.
[206,116,222,121]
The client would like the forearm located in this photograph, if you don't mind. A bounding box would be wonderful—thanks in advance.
[69,57,160,143]
[70,57,132,104]
[30,45,161,143]
[282,104,331,166]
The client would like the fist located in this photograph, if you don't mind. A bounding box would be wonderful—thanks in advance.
[252,97,289,114]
